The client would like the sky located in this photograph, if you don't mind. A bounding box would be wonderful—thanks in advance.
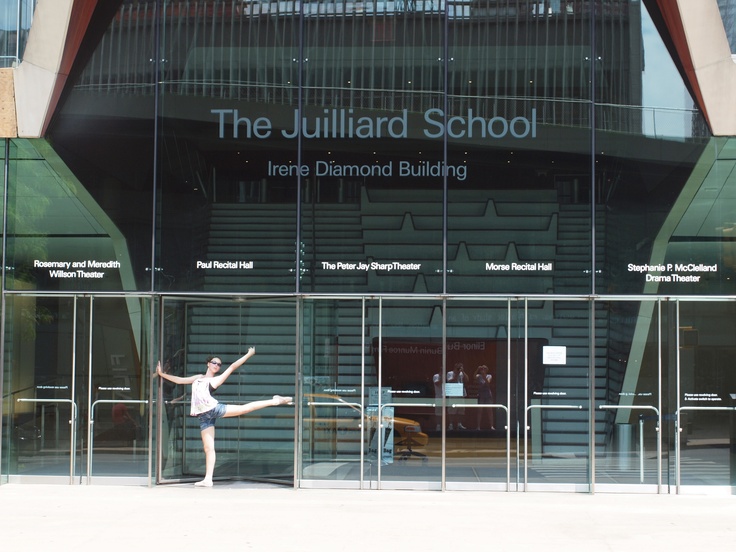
[640,1,694,137]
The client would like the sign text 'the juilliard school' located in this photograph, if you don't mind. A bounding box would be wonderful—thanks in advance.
[211,108,537,140]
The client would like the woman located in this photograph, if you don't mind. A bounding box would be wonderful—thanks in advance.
[474,364,495,431]
[156,347,292,487]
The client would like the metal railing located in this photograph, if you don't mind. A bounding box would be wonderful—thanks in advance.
[16,397,78,484]
[70,0,705,140]
[0,0,35,67]
[675,405,736,492]
[87,399,149,483]
[599,404,661,489]
[524,403,583,490]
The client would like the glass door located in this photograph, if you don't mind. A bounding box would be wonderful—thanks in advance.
[594,299,664,492]
[5,295,84,482]
[675,300,736,492]
[297,295,736,494]
[444,299,518,490]
[367,298,444,490]
[300,298,366,488]
[157,296,296,485]
[523,298,591,491]
[4,294,151,484]
[86,296,152,483]
[298,296,596,491]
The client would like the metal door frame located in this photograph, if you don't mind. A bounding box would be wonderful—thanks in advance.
[593,298,664,494]
[442,297,513,491]
[297,295,736,494]
[5,293,153,485]
[156,294,297,487]
[673,299,736,494]
[10,294,84,484]
[520,297,591,493]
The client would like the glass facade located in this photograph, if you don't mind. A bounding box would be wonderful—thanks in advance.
[0,0,34,68]
[2,0,736,492]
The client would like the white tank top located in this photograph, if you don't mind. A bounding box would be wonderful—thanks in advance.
[190,378,219,415]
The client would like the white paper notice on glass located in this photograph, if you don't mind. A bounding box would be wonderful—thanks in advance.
[543,346,566,365]
[444,382,464,397]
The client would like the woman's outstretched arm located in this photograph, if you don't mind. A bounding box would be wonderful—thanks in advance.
[156,360,200,385]
[210,347,255,389]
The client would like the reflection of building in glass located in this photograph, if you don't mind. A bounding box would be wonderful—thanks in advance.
[80,1,648,135]
[2,0,736,492]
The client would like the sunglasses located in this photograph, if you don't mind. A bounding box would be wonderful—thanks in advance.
[209,361,222,366]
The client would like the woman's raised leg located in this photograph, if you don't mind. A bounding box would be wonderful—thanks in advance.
[223,395,292,417]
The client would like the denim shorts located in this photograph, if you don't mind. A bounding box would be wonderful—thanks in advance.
[197,403,227,430]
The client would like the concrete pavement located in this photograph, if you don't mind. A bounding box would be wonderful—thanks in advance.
[1,482,735,551]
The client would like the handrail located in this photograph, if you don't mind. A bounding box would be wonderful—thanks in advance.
[307,401,362,410]
[452,403,511,490]
[378,402,436,422]
[451,402,510,430]
[376,402,435,488]
[677,406,736,412]
[374,402,512,490]
[599,404,661,488]
[87,399,149,484]
[452,402,508,416]
[526,403,582,418]
[307,399,365,487]
[675,405,736,491]
[17,398,78,485]
[524,403,583,490]
[599,404,660,414]
[307,400,364,424]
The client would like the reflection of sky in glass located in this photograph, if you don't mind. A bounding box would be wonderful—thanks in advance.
[0,1,35,66]
[0,1,34,31]
[0,1,18,31]
[718,0,736,52]
[640,2,695,137]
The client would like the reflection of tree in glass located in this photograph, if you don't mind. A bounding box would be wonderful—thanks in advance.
[9,235,48,285]
[7,146,54,339]
[7,150,51,287]
[20,305,53,340]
